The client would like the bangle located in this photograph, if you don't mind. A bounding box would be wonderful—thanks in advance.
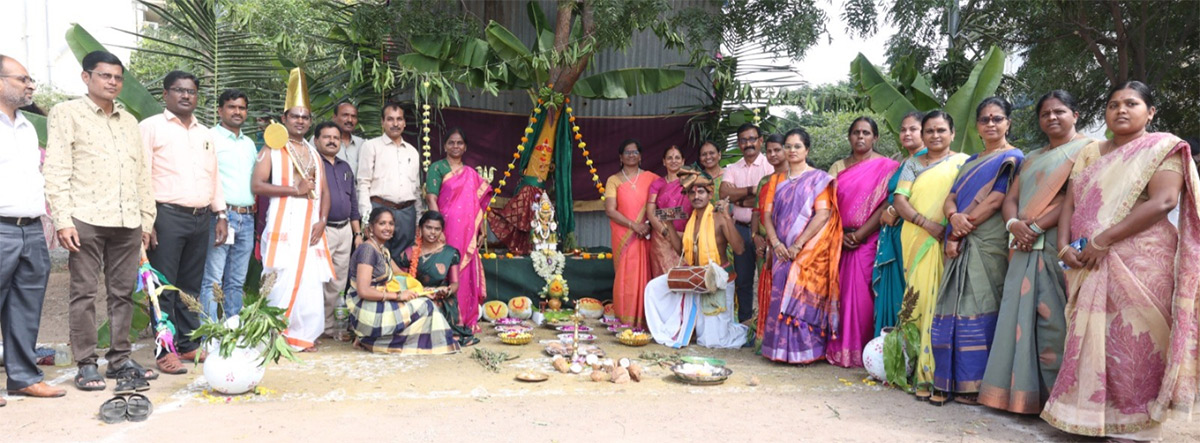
[1005,218,1019,232]
[1057,245,1073,259]
[1029,222,1044,235]
[1091,239,1110,251]
[886,206,898,217]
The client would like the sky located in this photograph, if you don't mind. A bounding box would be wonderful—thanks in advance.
[790,5,897,87]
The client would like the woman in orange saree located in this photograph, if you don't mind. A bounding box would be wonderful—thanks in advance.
[1044,81,1200,439]
[605,139,660,327]
[752,135,787,341]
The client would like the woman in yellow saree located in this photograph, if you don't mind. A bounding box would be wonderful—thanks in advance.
[890,111,969,399]
[605,139,660,326]
[1043,81,1200,439]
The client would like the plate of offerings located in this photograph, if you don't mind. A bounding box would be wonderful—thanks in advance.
[671,362,732,386]
[542,341,604,357]
[617,329,653,347]
[555,325,593,333]
[495,324,533,334]
[557,333,597,343]
[494,317,523,326]
[607,325,646,334]
[499,331,533,345]
[681,356,727,367]
[515,371,550,382]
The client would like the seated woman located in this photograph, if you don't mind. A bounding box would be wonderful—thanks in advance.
[347,208,460,355]
[397,211,479,347]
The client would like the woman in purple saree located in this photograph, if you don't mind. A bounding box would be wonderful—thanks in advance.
[826,117,898,367]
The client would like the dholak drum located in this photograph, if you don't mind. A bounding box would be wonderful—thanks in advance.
[666,265,717,294]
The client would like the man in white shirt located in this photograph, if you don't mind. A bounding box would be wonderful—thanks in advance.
[0,55,67,401]
[357,102,420,259]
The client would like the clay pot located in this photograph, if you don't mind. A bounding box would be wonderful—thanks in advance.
[547,298,562,311]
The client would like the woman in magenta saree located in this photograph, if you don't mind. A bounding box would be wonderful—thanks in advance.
[761,129,843,364]
[646,145,691,277]
[826,117,898,367]
[1043,82,1200,439]
[425,128,492,333]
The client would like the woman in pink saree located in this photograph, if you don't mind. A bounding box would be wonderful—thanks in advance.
[425,128,492,334]
[605,139,660,326]
[826,117,898,367]
[1044,81,1200,439]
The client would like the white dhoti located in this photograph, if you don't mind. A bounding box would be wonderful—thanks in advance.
[644,265,748,349]
[260,143,335,350]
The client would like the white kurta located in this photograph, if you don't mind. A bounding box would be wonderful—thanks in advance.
[644,263,748,349]
[260,141,334,349]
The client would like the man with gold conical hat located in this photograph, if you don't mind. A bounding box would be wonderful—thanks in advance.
[251,68,334,351]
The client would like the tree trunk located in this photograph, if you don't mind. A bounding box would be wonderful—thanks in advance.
[548,0,596,95]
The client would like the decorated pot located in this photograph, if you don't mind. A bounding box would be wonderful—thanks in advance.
[482,300,509,322]
[575,298,603,319]
[546,298,562,311]
[203,344,266,395]
[508,296,533,319]
[862,328,889,382]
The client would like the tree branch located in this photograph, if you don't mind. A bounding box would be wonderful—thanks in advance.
[1064,1,1116,83]
[1108,0,1130,82]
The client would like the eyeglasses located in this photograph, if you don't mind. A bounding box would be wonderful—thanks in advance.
[737,136,760,144]
[622,151,640,156]
[168,87,198,96]
[977,116,1007,125]
[86,71,124,83]
[0,74,35,85]
[783,143,806,150]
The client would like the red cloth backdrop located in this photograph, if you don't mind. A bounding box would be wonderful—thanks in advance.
[430,107,700,202]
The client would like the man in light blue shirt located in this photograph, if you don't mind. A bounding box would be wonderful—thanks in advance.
[200,89,259,319]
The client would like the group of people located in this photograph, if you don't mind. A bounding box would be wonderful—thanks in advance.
[606,85,1198,439]
[1,49,1197,439]
[0,51,495,407]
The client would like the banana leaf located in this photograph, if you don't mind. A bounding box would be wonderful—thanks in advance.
[850,54,920,138]
[572,68,686,99]
[64,24,162,121]
[944,46,1006,154]
[485,21,537,83]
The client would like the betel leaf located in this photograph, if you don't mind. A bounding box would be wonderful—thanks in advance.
[571,68,686,99]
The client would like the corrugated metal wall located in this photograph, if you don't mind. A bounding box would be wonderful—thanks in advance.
[459,0,716,248]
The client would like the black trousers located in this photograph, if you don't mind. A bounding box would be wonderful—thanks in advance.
[146,204,211,357]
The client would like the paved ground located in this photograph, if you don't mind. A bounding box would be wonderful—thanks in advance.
[3,270,1200,441]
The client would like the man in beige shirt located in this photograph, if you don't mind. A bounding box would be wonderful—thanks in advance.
[357,102,420,258]
[140,70,227,374]
[43,51,158,390]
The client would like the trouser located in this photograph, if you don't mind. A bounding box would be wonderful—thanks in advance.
[0,221,51,390]
[69,219,141,368]
[372,203,415,260]
[733,223,756,323]
[323,223,353,336]
[146,204,209,358]
[200,211,255,319]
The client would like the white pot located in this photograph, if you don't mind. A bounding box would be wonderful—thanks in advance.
[862,329,889,382]
[203,342,266,395]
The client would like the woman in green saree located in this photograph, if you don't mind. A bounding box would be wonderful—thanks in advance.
[397,211,478,347]
[979,91,1092,414]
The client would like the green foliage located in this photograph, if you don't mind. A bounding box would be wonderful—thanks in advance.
[189,290,299,366]
[852,47,1007,154]
[97,284,153,350]
[882,322,920,391]
[673,0,830,60]
[774,109,901,171]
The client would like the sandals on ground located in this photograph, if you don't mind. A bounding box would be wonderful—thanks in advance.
[953,394,979,406]
[75,364,107,391]
[156,354,188,375]
[113,368,150,395]
[125,394,153,422]
[459,337,481,347]
[99,396,128,424]
[106,359,159,381]
[913,388,931,402]
[928,391,952,406]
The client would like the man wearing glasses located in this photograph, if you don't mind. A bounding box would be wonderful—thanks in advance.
[722,123,774,326]
[139,70,226,375]
[0,55,68,404]
[45,51,158,390]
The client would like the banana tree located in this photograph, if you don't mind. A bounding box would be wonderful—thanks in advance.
[851,46,1006,154]
[396,0,687,245]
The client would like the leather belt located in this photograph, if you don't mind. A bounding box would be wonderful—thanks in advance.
[228,205,256,214]
[370,197,415,210]
[735,221,752,228]
[0,216,39,226]
[159,203,210,216]
[327,219,350,228]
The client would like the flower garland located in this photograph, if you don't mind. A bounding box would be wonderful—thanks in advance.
[530,250,565,281]
[565,101,605,199]
[490,100,541,211]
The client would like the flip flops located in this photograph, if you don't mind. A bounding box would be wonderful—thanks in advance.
[98,394,153,424]
[75,364,106,391]
[113,368,150,396]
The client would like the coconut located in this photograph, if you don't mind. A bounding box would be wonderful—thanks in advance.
[569,362,583,374]
[612,367,631,384]
[590,370,611,382]
[552,356,570,373]
[628,363,643,382]
[618,358,630,368]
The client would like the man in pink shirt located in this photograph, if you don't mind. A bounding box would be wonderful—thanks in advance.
[140,70,227,375]
[722,123,774,324]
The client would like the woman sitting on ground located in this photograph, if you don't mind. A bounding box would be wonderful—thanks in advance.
[347,207,460,355]
[396,211,479,347]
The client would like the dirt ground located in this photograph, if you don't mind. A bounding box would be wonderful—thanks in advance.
[4,269,1200,442]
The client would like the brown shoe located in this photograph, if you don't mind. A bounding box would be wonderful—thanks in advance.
[178,348,208,363]
[156,353,188,375]
[1,396,6,407]
[8,381,67,398]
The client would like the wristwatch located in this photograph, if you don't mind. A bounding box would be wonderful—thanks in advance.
[217,212,227,220]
